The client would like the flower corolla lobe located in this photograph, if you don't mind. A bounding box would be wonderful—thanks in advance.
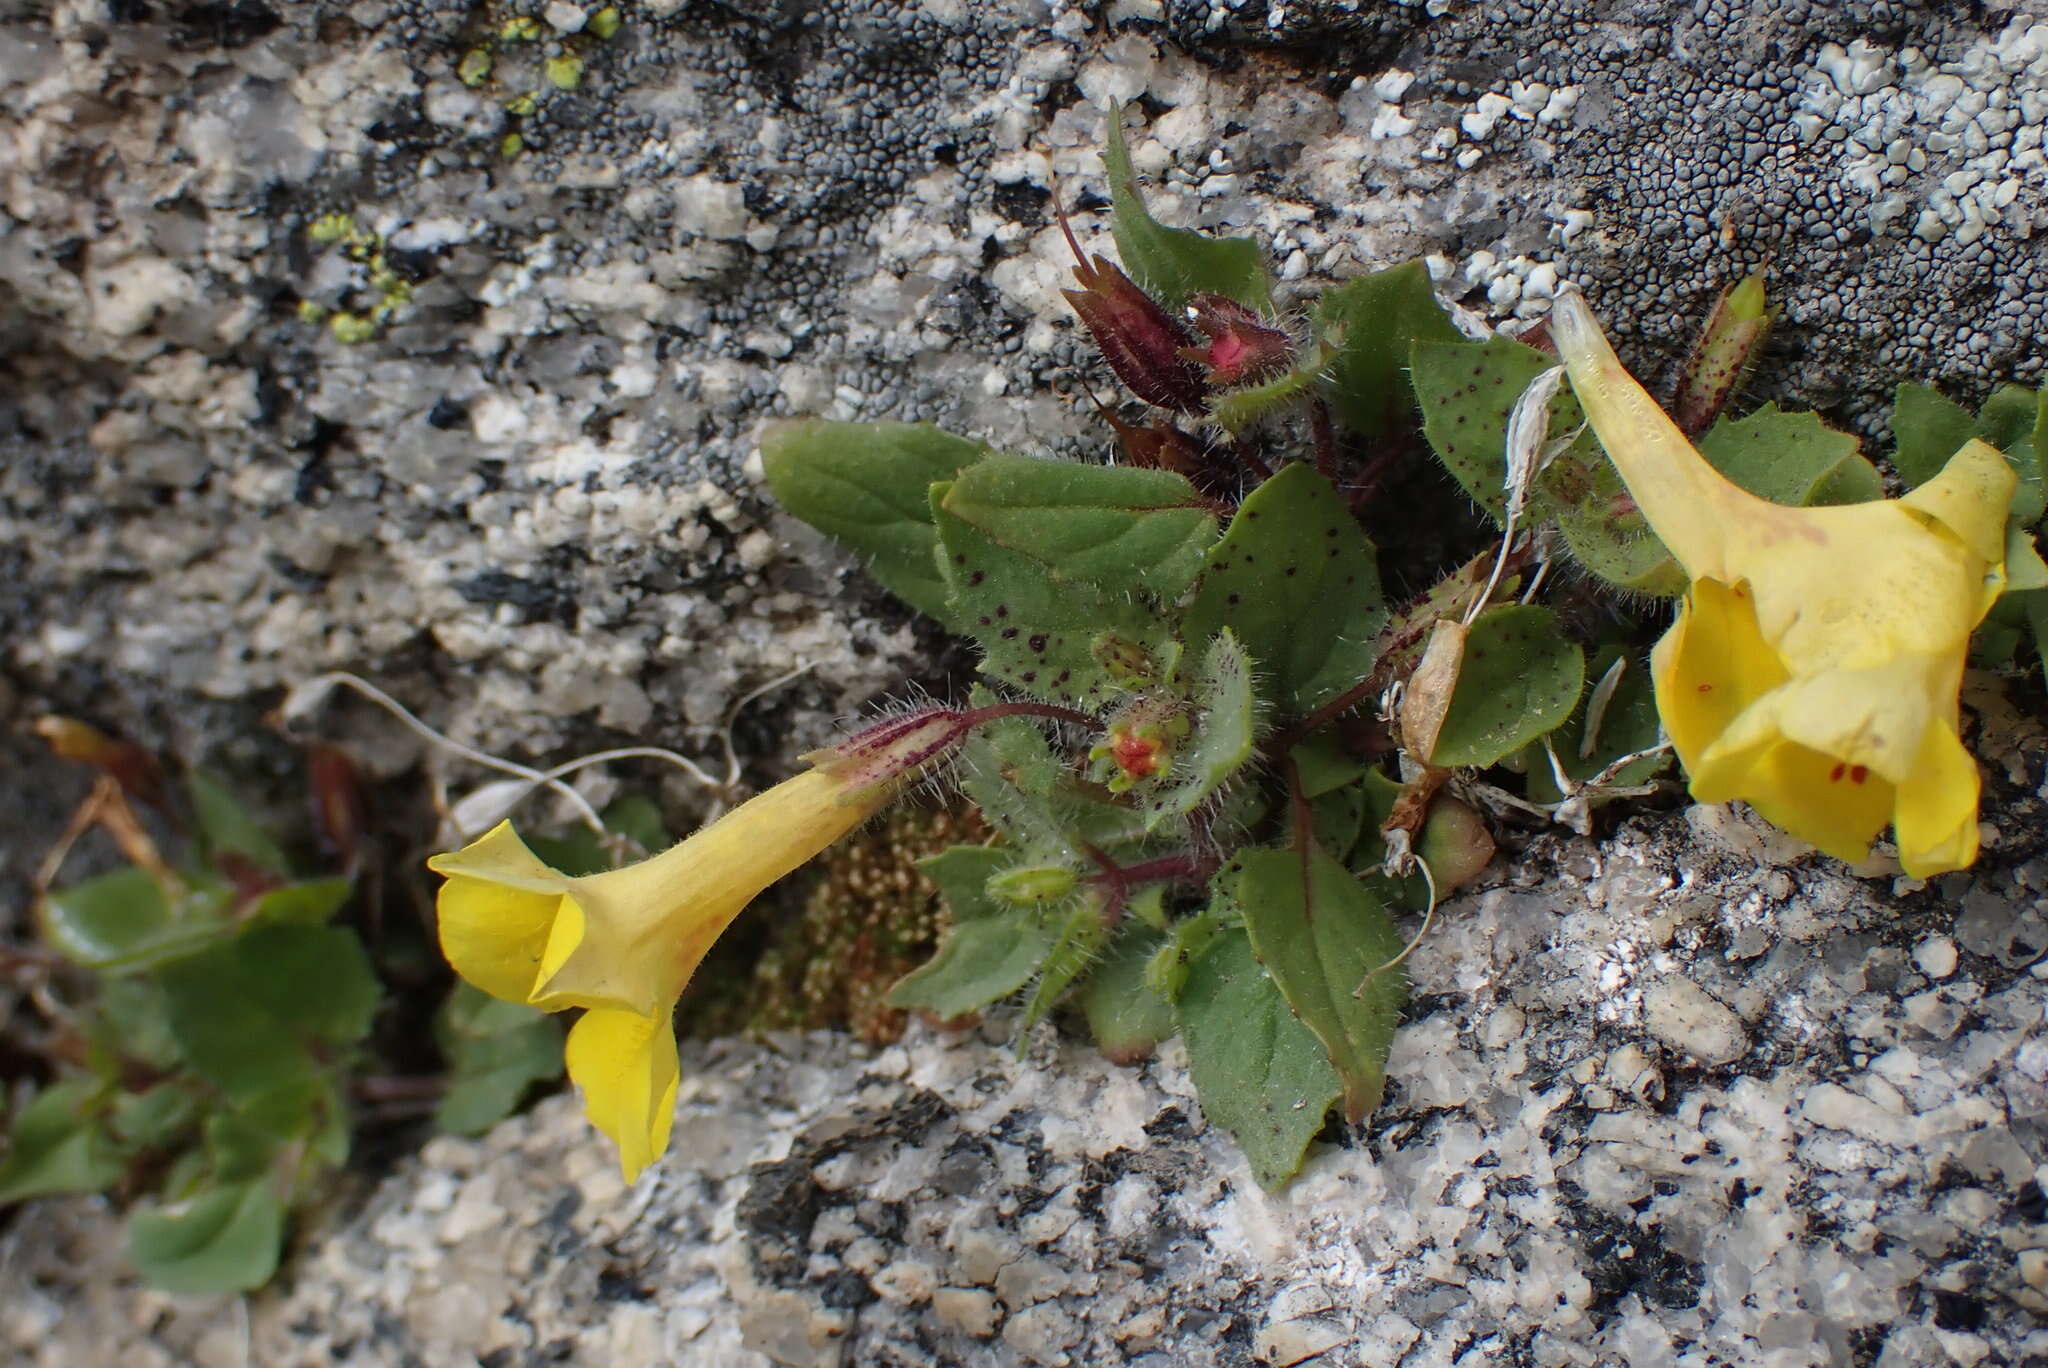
[1551,287,2017,876]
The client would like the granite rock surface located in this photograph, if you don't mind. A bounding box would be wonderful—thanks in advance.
[6,2,2048,1365]
[5,0,2048,836]
[7,803,2048,1367]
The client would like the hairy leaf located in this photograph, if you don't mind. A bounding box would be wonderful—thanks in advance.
[1182,463,1386,714]
[1413,334,1562,525]
[1427,603,1585,770]
[938,455,1216,598]
[761,419,991,623]
[1178,927,1343,1190]
[1234,843,1408,1123]
[1081,928,1176,1063]
[934,487,1170,707]
[1316,261,1463,439]
[1104,110,1273,315]
[1142,629,1258,830]
[1698,404,1882,506]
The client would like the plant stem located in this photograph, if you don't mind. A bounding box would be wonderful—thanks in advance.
[965,701,1100,730]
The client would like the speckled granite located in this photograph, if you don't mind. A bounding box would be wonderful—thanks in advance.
[7,796,2048,1367]
[5,0,2047,815]
[7,2,2048,1365]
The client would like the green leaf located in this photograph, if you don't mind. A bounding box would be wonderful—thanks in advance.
[1893,382,2047,525]
[158,924,379,1098]
[159,948,317,1099]
[249,877,353,926]
[1412,334,1562,525]
[204,1100,290,1182]
[1890,382,1978,489]
[129,1179,286,1296]
[1977,385,2046,525]
[1310,785,1367,865]
[98,976,182,1069]
[600,795,670,856]
[887,910,1055,1018]
[2008,524,2048,594]
[1316,261,1464,439]
[1022,898,1111,1030]
[938,454,1217,598]
[934,485,1170,707]
[1104,109,1273,314]
[1182,463,1387,714]
[234,923,380,1046]
[187,772,291,877]
[1697,404,1881,506]
[889,843,1065,1018]
[433,984,564,1136]
[1177,927,1344,1190]
[0,1079,122,1204]
[1208,360,1319,434]
[525,824,610,878]
[760,418,991,623]
[1081,929,1176,1063]
[111,1083,201,1153]
[39,867,233,972]
[1428,604,1585,769]
[1551,450,1688,595]
[1142,629,1258,830]
[1147,908,1224,1003]
[1234,843,1408,1123]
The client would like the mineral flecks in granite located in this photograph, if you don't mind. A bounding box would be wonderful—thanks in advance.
[5,1,2048,800]
[6,804,2048,1367]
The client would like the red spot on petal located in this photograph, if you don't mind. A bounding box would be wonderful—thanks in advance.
[1849,765,1869,785]
[1697,683,1714,693]
[1829,763,1846,782]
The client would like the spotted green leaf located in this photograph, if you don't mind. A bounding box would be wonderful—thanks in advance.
[937,455,1217,598]
[1317,261,1464,439]
[1182,463,1386,715]
[1429,603,1584,770]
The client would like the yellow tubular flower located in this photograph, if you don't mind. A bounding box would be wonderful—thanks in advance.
[428,766,895,1180]
[1550,288,2016,877]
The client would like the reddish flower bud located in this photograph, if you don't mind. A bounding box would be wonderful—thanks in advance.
[804,706,976,795]
[1057,206,1207,413]
[1180,293,1295,387]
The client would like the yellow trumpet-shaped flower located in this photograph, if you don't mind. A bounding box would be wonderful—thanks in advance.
[427,715,964,1179]
[1550,288,2016,876]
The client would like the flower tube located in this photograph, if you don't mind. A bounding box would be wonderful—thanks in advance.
[1550,288,2016,876]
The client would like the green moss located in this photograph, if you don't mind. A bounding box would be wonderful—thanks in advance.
[588,6,622,39]
[457,48,493,88]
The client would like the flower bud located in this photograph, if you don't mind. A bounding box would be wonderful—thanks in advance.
[1181,292,1295,387]
[804,706,976,795]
